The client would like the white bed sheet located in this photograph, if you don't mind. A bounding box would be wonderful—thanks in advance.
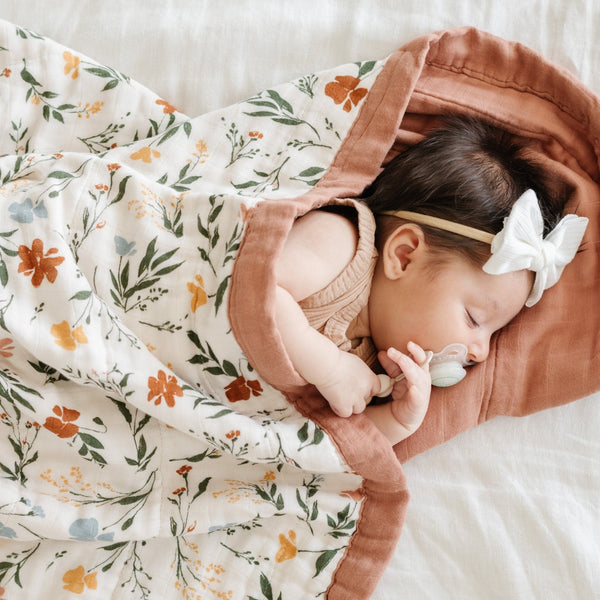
[1,1,598,598]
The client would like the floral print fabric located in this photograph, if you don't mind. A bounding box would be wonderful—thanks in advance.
[0,20,387,599]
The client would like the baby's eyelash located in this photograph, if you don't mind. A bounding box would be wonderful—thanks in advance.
[466,310,479,328]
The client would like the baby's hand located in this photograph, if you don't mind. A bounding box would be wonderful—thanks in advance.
[315,350,380,418]
[378,341,432,436]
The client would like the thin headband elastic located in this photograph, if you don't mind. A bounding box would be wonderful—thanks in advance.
[382,189,589,307]
[381,210,495,244]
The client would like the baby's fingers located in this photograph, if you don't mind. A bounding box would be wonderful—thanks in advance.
[406,341,429,368]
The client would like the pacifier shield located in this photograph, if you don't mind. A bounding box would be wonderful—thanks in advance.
[429,361,467,387]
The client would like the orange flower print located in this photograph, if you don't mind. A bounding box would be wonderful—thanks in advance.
[0,338,14,358]
[63,51,80,79]
[18,238,65,287]
[156,99,177,114]
[107,163,121,172]
[275,530,297,563]
[62,565,97,594]
[50,321,88,351]
[130,146,161,163]
[187,275,208,312]
[43,405,81,439]
[224,376,263,402]
[325,75,368,112]
[2,68,11,77]
[147,370,183,407]
[0,586,6,599]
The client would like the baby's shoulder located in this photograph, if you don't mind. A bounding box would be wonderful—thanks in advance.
[277,209,358,300]
[297,208,358,246]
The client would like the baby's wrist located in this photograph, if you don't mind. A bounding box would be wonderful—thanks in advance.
[307,347,346,389]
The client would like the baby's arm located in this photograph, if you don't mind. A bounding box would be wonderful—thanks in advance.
[365,343,432,444]
[275,210,381,417]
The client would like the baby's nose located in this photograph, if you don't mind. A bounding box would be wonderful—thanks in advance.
[468,338,490,363]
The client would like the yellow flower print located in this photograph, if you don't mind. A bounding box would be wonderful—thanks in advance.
[51,321,88,351]
[40,467,117,507]
[187,275,208,312]
[76,101,104,119]
[130,146,161,163]
[62,565,97,594]
[193,139,210,162]
[275,530,297,563]
[63,51,80,79]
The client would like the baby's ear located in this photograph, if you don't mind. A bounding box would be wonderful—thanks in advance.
[382,224,425,279]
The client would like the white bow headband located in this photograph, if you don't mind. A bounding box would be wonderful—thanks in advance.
[383,189,588,306]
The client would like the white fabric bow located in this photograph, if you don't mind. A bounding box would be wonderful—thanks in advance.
[483,189,588,306]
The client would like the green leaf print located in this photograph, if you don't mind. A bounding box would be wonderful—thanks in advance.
[109,237,183,312]
[244,89,320,140]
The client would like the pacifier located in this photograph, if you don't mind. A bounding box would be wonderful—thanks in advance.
[375,343,472,397]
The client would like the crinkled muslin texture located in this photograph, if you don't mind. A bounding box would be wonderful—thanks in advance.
[231,26,599,467]
[0,19,598,600]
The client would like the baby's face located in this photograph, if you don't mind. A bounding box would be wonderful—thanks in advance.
[368,252,532,363]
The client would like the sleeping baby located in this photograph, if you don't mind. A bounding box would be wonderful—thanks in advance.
[274,115,588,444]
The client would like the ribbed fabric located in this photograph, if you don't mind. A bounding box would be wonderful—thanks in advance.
[299,198,378,365]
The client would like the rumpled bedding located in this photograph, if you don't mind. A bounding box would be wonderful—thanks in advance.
[0,18,599,600]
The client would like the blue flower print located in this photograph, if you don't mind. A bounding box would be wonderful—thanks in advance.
[69,517,114,542]
[8,198,48,223]
[114,235,136,257]
[33,199,48,218]
[21,497,45,518]
[0,522,17,538]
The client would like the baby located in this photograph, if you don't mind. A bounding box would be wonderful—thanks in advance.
[275,116,587,445]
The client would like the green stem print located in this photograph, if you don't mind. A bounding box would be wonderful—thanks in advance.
[244,89,320,139]
[8,119,31,154]
[293,73,318,98]
[195,195,243,314]
[0,542,41,589]
[109,236,183,313]
[69,168,131,262]
[0,229,19,288]
[20,59,87,122]
[231,156,290,195]
[248,572,285,600]
[0,369,43,485]
[224,121,262,167]
[78,122,127,153]
[39,469,157,533]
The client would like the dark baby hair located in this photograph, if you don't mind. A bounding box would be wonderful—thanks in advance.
[364,115,567,264]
